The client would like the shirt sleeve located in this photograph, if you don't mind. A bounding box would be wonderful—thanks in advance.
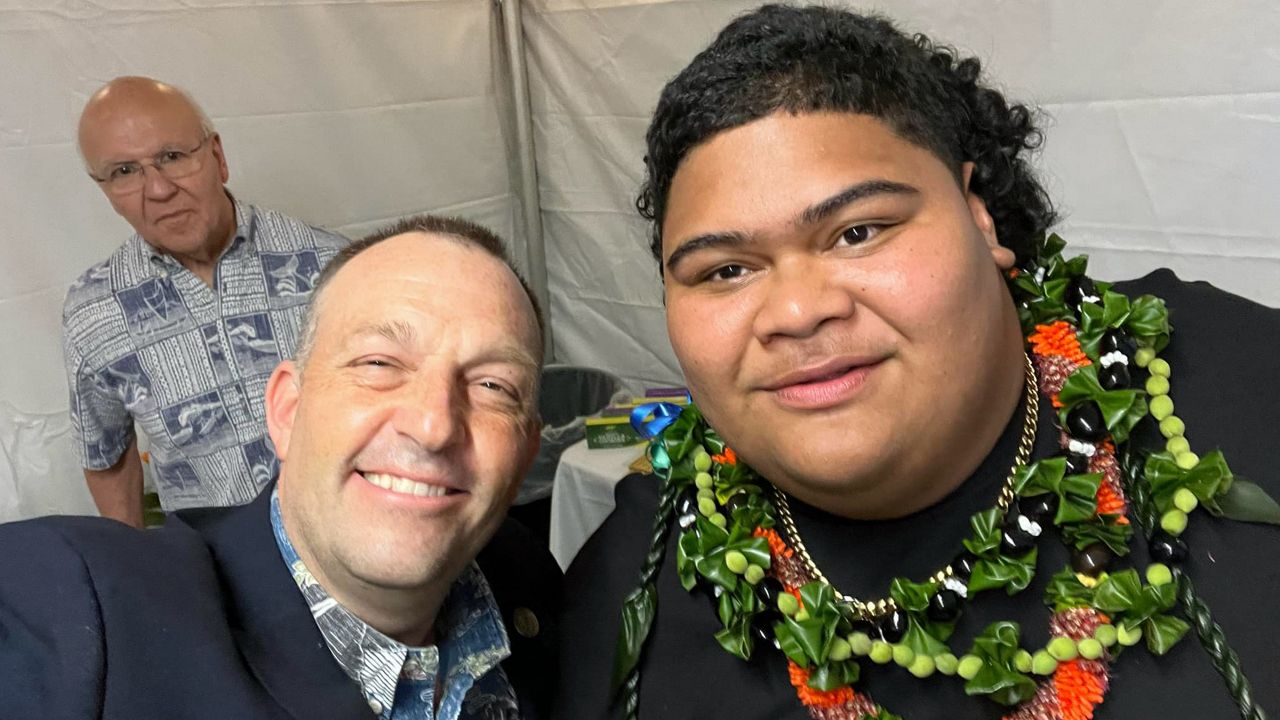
[62,309,133,471]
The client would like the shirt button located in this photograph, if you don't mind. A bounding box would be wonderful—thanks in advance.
[513,607,540,638]
[368,698,384,715]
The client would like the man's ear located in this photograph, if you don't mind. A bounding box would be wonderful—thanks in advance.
[210,132,230,184]
[265,360,302,461]
[961,162,1016,270]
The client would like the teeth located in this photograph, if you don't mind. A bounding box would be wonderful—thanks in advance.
[413,483,445,498]
[363,472,449,498]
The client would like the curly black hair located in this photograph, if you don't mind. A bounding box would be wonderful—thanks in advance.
[637,3,1057,266]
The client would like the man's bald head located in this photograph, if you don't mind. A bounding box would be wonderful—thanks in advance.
[77,76,234,271]
[78,76,215,165]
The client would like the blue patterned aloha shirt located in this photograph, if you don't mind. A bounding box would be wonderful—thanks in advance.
[62,197,346,510]
[270,491,520,720]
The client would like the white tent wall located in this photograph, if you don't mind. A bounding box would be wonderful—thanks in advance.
[0,0,521,519]
[524,0,1280,391]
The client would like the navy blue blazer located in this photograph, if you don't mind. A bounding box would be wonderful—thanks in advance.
[0,485,560,719]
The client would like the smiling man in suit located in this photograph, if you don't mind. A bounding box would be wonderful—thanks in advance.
[2,215,560,719]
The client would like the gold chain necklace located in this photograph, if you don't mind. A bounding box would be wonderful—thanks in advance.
[772,353,1040,618]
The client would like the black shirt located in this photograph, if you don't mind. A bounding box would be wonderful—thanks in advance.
[555,271,1280,719]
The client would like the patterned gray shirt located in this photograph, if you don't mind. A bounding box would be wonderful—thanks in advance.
[270,491,520,719]
[62,198,346,510]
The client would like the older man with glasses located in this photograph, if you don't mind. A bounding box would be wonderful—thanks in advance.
[65,76,347,526]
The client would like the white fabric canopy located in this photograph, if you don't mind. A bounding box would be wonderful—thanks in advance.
[526,0,1280,390]
[2,0,1277,517]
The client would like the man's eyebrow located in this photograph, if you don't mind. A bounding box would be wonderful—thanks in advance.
[94,158,139,175]
[797,179,919,228]
[664,230,752,275]
[349,320,419,348]
[482,345,541,377]
[346,321,539,372]
[100,144,179,164]
[664,180,918,274]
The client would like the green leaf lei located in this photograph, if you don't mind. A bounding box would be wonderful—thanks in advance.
[615,233,1278,719]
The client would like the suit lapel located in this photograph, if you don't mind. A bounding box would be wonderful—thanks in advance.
[192,486,373,720]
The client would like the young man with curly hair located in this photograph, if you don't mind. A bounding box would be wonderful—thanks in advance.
[557,5,1280,719]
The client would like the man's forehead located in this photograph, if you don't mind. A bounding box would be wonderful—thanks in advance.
[668,114,941,215]
[337,232,506,286]
[81,90,201,148]
[693,113,916,170]
[322,234,540,351]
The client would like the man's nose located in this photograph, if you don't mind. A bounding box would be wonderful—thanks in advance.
[751,256,857,342]
[390,372,464,452]
[141,164,180,200]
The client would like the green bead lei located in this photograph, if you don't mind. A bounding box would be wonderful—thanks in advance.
[614,234,1280,720]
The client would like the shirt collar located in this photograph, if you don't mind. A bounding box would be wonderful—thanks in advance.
[268,488,512,718]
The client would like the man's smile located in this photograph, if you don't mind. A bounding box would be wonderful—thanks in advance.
[359,471,462,498]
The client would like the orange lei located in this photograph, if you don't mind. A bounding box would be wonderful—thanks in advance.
[789,661,861,709]
[1054,660,1107,720]
[1029,321,1092,369]
[754,527,794,559]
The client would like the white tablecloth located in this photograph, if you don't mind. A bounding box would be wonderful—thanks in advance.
[549,439,645,570]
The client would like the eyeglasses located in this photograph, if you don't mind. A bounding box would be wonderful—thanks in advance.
[89,136,211,195]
